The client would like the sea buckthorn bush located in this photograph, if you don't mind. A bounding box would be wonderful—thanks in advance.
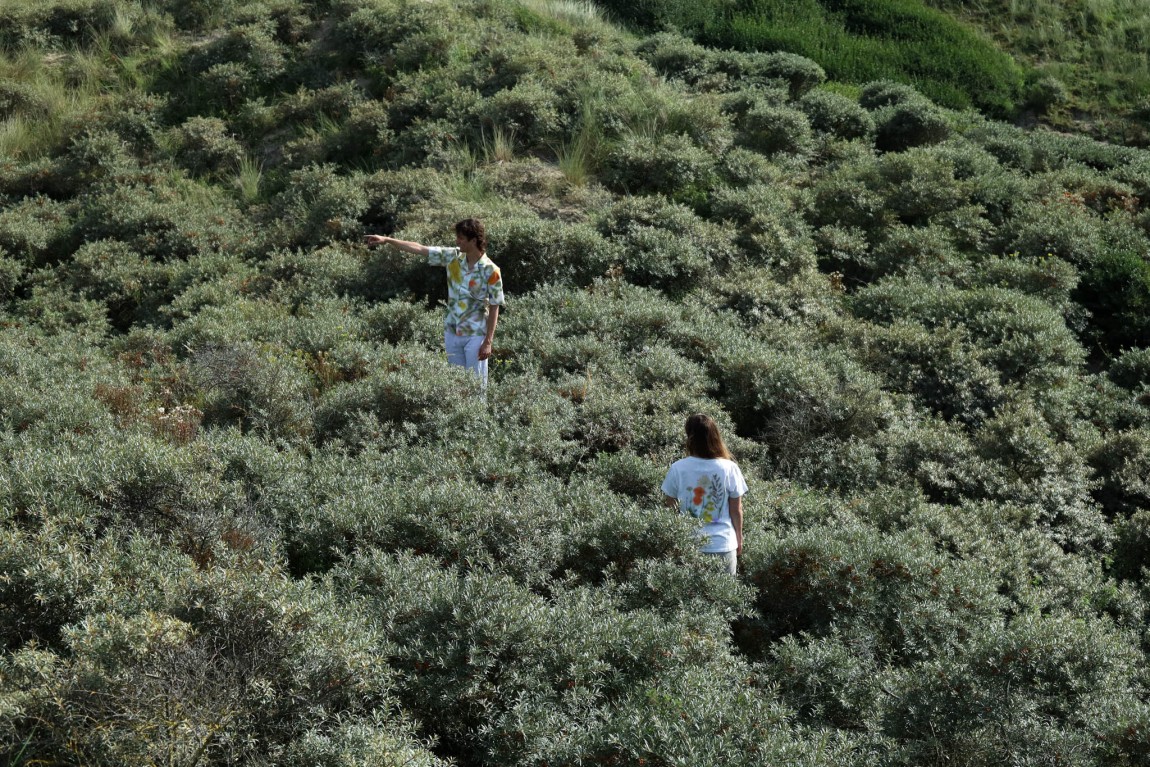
[873,99,953,152]
[737,103,814,158]
[850,280,1086,388]
[493,216,618,291]
[189,341,316,440]
[595,195,737,292]
[709,183,818,276]
[172,116,245,177]
[0,195,76,268]
[799,89,874,140]
[268,164,368,247]
[0,0,124,48]
[860,79,925,110]
[601,131,719,203]
[55,239,172,330]
[479,79,568,149]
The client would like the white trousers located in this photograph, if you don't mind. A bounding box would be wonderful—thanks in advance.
[445,331,488,388]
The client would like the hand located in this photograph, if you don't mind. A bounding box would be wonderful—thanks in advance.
[478,340,493,361]
[363,234,389,246]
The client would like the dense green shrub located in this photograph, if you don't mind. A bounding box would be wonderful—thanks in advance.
[0,0,125,49]
[14,284,112,337]
[492,216,618,291]
[0,247,26,300]
[189,341,315,440]
[289,471,570,583]
[709,183,818,276]
[340,546,749,767]
[1075,247,1150,354]
[871,148,968,225]
[708,336,893,479]
[809,175,891,235]
[595,196,738,292]
[601,132,719,203]
[749,50,827,99]
[358,167,451,252]
[182,21,290,112]
[268,164,368,247]
[1112,507,1150,582]
[859,79,924,110]
[886,611,1141,766]
[0,194,75,268]
[635,32,715,85]
[799,89,874,140]
[383,66,483,135]
[1089,429,1150,521]
[1109,347,1150,392]
[53,239,172,330]
[850,319,1006,426]
[479,79,568,148]
[717,144,779,186]
[962,255,1079,318]
[332,0,463,74]
[242,245,363,306]
[850,280,1086,388]
[736,104,814,157]
[591,0,727,39]
[997,196,1105,265]
[1,545,412,766]
[637,42,829,98]
[75,177,256,262]
[0,82,50,121]
[873,100,953,152]
[171,116,245,177]
[868,223,960,278]
[312,345,479,446]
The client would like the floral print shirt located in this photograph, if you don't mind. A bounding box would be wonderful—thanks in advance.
[661,456,748,553]
[427,247,505,337]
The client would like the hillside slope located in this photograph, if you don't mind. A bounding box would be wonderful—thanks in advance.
[1,1,1150,765]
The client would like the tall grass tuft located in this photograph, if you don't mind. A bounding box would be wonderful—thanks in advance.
[233,155,264,204]
[480,125,517,165]
[519,0,604,25]
[0,49,107,159]
[554,91,607,185]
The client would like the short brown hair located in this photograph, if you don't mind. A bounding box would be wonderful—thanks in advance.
[455,218,486,251]
[685,413,732,460]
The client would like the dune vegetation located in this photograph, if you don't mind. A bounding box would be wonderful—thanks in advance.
[1,1,1149,765]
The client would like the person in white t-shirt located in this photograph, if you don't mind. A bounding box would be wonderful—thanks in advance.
[661,414,748,575]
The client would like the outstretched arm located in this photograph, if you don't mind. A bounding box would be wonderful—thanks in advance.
[364,235,429,256]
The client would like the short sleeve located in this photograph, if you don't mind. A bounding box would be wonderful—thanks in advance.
[728,463,748,499]
[486,265,504,306]
[427,246,460,266]
[660,467,678,498]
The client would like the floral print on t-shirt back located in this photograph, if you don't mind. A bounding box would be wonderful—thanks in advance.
[686,473,725,523]
[428,246,505,337]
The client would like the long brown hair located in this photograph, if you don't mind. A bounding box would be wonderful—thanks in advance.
[685,413,732,460]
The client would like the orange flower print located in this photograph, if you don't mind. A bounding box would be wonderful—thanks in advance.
[692,486,706,505]
[427,247,504,337]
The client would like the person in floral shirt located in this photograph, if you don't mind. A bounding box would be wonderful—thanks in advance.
[365,218,504,387]
[661,414,748,575]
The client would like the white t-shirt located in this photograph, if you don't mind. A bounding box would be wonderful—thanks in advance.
[661,456,748,553]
